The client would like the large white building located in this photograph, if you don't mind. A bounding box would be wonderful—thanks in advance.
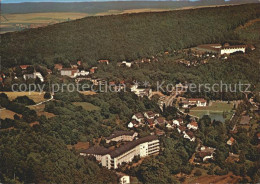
[81,135,159,169]
[196,43,247,55]
[220,45,246,55]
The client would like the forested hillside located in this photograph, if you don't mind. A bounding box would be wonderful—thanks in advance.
[1,3,260,69]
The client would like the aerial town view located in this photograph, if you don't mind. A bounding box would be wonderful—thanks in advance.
[0,0,260,183]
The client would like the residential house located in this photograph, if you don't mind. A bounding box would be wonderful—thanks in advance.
[226,152,239,163]
[77,61,82,66]
[54,64,63,70]
[188,98,207,107]
[120,61,132,67]
[23,72,44,82]
[177,126,187,133]
[183,131,196,142]
[60,68,79,78]
[132,113,145,123]
[20,65,31,70]
[128,120,140,128]
[144,111,159,120]
[98,60,109,64]
[117,173,130,184]
[166,121,175,129]
[154,117,166,125]
[227,137,235,146]
[105,131,138,143]
[195,146,215,162]
[146,119,155,128]
[187,121,198,131]
[47,69,52,74]
[172,119,181,126]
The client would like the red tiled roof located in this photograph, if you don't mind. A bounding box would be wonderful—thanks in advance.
[190,121,198,127]
[54,64,63,70]
[20,65,31,70]
[189,98,206,103]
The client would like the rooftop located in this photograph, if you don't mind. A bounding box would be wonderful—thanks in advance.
[80,146,111,156]
[239,115,251,125]
[109,135,158,158]
[106,131,136,140]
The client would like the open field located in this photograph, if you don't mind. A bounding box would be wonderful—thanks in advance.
[0,12,88,34]
[0,109,21,119]
[79,91,97,96]
[185,172,242,184]
[3,91,45,103]
[0,3,246,34]
[192,101,234,111]
[72,102,100,111]
[189,102,234,120]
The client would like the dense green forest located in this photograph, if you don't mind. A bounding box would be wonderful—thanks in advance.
[1,3,260,69]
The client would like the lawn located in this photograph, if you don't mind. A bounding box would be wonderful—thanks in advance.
[3,92,45,103]
[79,91,97,96]
[1,12,88,34]
[189,101,234,120]
[0,109,21,119]
[72,102,100,111]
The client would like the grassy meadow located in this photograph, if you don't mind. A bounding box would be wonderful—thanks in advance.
[72,102,100,111]
[3,91,45,103]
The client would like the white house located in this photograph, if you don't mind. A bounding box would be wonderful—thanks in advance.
[166,122,174,129]
[183,131,196,142]
[121,61,132,67]
[132,113,145,123]
[172,119,181,126]
[23,72,44,82]
[60,68,79,78]
[117,173,130,184]
[187,121,198,131]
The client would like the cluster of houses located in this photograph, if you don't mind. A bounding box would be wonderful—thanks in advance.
[19,65,45,82]
[80,131,160,170]
[128,111,162,129]
[55,61,90,78]
[194,146,216,163]
[168,118,198,142]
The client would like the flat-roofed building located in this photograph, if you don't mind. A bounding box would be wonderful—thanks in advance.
[81,135,159,169]
[105,131,138,143]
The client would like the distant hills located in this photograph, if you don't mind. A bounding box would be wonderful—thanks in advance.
[1,3,259,69]
[2,0,259,14]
